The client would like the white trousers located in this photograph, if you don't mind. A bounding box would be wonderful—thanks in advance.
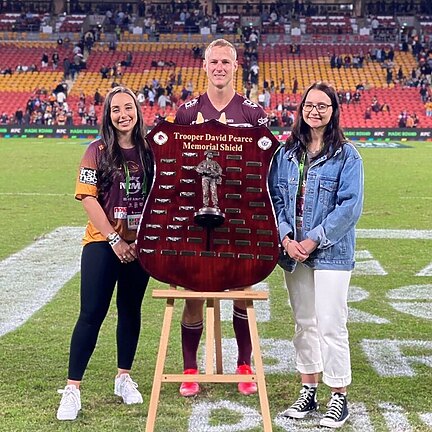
[284,264,352,388]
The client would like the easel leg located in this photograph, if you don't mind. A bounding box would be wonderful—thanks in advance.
[246,300,273,432]
[205,298,215,375]
[214,299,223,374]
[145,298,175,432]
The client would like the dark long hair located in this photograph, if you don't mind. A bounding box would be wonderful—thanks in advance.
[98,86,153,194]
[285,81,346,159]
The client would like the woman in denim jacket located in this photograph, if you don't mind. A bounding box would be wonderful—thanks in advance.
[269,81,363,429]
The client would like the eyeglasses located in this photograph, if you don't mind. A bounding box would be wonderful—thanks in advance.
[302,102,333,113]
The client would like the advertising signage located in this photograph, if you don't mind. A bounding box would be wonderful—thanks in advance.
[0,126,100,137]
[271,128,432,142]
[0,126,430,141]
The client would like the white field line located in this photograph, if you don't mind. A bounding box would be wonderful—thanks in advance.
[220,281,270,322]
[0,192,72,196]
[0,228,431,338]
[417,263,432,276]
[399,196,432,200]
[356,229,432,239]
[0,227,82,337]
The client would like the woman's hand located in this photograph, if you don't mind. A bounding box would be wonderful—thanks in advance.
[282,237,309,262]
[112,239,137,264]
[300,238,319,255]
[81,196,137,264]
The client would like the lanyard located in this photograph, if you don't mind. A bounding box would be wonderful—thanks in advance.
[123,152,147,198]
[297,152,306,196]
[123,162,131,197]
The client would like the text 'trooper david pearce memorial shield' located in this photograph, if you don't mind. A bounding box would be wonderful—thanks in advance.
[136,119,280,292]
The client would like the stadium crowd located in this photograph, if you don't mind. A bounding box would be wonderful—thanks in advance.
[0,0,431,128]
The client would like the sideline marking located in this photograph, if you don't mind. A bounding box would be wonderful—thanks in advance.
[417,263,432,276]
[0,227,82,337]
[275,402,373,431]
[361,339,432,377]
[379,402,412,432]
[220,282,270,322]
[420,413,432,427]
[0,192,72,197]
[348,286,389,323]
[356,229,432,239]
[355,142,410,148]
[189,400,261,431]
[0,228,430,339]
[200,338,297,374]
[192,400,432,431]
[387,284,432,320]
[353,249,387,276]
[400,196,432,200]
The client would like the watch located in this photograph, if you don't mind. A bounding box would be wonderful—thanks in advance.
[106,232,118,242]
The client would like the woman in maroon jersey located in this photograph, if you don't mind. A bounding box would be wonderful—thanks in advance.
[174,38,268,397]
[56,86,153,421]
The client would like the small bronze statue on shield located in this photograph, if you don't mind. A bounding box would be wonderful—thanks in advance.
[194,151,225,228]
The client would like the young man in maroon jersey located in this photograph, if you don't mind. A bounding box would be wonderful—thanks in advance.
[174,38,268,397]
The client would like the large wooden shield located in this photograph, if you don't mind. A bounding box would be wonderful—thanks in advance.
[136,119,280,291]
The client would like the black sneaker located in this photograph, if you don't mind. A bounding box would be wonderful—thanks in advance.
[320,393,349,428]
[282,385,319,419]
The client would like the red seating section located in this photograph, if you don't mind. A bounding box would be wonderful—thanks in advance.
[0,41,431,129]
[58,14,86,33]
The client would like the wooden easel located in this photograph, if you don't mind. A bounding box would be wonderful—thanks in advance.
[145,286,272,432]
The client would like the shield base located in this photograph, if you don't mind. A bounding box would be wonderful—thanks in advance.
[194,207,225,229]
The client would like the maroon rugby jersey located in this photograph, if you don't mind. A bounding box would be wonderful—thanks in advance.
[75,139,147,244]
[174,92,268,127]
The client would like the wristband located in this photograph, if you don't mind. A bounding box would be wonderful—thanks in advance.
[282,236,292,248]
[107,232,121,247]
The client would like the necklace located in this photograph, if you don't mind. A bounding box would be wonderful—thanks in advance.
[306,147,322,161]
[307,142,323,155]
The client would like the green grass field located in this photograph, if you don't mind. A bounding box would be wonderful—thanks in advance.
[0,138,431,432]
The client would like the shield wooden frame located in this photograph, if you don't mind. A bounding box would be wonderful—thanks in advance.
[137,119,280,292]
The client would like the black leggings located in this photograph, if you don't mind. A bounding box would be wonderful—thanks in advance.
[68,242,150,381]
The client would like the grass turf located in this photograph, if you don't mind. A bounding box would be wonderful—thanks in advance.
[0,138,431,431]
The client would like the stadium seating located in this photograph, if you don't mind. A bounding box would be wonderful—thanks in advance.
[0,13,16,31]
[301,16,355,35]
[0,41,75,68]
[57,14,86,33]
[418,16,432,35]
[0,39,430,129]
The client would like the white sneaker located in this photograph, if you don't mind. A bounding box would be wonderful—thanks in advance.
[114,373,143,404]
[57,384,81,421]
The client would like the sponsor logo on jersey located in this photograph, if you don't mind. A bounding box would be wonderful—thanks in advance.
[120,178,143,195]
[114,207,127,219]
[185,98,198,109]
[127,214,141,230]
[243,99,259,109]
[127,160,141,174]
[79,167,97,185]
[258,117,268,126]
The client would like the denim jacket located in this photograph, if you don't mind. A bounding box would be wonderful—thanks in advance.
[269,142,364,272]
